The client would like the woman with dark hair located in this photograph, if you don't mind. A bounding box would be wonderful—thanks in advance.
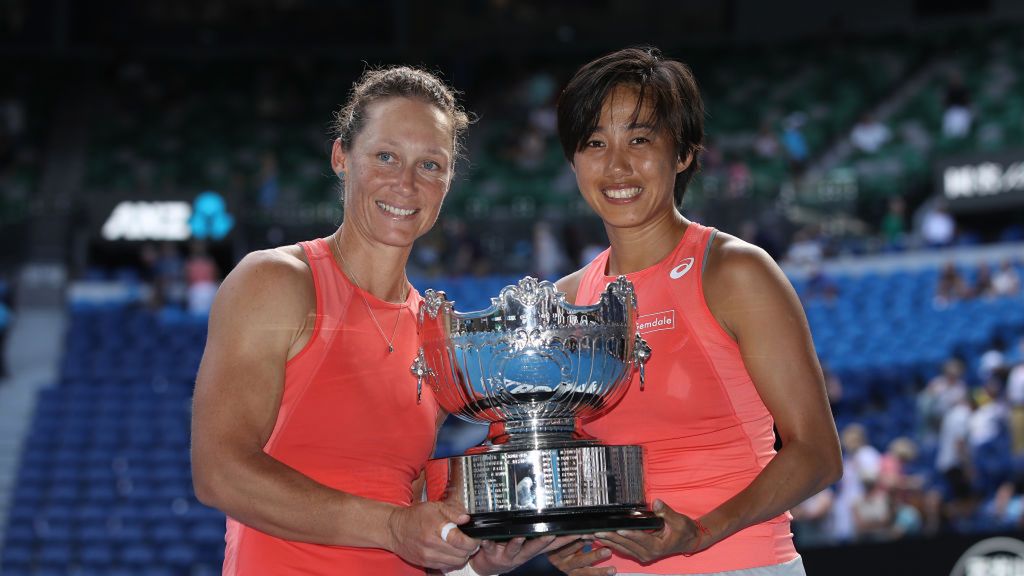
[191,66,569,576]
[547,47,842,576]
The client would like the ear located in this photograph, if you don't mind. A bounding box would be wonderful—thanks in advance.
[676,150,693,174]
[331,138,348,175]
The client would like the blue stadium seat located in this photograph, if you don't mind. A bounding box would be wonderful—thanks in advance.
[79,543,116,566]
[120,542,158,565]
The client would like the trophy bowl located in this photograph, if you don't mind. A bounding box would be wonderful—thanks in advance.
[412,276,660,539]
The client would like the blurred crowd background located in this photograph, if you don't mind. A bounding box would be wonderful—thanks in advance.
[2,1,1024,575]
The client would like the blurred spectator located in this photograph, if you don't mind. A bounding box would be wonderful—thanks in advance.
[738,219,784,261]
[804,265,839,302]
[983,479,1024,530]
[880,196,907,249]
[942,71,972,139]
[791,488,835,547]
[850,113,891,154]
[934,392,974,518]
[781,112,809,174]
[258,152,280,211]
[185,241,220,315]
[879,437,923,492]
[1009,355,1024,454]
[992,259,1021,297]
[726,155,753,198]
[785,226,824,268]
[833,424,882,542]
[579,242,605,268]
[888,486,925,540]
[514,125,547,172]
[918,358,968,440]
[979,337,1008,383]
[970,378,1008,451]
[919,199,956,248]
[156,242,187,306]
[138,243,164,309]
[753,121,781,159]
[441,217,487,277]
[822,363,843,410]
[878,438,928,538]
[532,220,569,280]
[852,474,892,541]
[139,243,159,284]
[969,262,995,299]
[934,262,968,307]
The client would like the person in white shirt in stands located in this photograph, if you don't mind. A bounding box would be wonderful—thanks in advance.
[942,71,972,139]
[832,424,881,543]
[993,259,1021,297]
[919,198,956,248]
[850,113,891,154]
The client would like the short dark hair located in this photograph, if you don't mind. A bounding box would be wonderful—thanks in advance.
[333,66,470,159]
[557,47,705,206]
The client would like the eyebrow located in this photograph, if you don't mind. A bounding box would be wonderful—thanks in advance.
[379,139,450,158]
[592,123,657,132]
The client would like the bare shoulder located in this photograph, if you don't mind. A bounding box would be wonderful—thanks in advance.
[211,246,314,328]
[704,231,787,293]
[704,231,799,339]
[554,267,588,304]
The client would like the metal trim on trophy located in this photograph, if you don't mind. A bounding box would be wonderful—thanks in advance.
[411,276,659,539]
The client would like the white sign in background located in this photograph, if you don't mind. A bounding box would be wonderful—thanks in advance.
[101,201,193,241]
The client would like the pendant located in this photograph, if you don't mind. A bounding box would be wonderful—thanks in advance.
[388,344,394,354]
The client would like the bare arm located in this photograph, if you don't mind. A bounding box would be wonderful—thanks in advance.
[696,234,842,548]
[191,249,477,569]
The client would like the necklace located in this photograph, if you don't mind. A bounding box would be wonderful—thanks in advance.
[332,233,408,354]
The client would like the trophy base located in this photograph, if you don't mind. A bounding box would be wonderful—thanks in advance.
[426,444,659,540]
[461,505,663,540]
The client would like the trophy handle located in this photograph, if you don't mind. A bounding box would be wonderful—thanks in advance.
[632,333,652,391]
[410,347,435,404]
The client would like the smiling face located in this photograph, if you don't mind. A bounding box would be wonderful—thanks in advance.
[332,96,454,249]
[571,85,690,231]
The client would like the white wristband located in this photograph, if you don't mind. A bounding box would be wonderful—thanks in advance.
[444,560,485,576]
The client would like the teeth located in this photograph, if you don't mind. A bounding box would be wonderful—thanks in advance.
[377,201,417,216]
[603,187,642,199]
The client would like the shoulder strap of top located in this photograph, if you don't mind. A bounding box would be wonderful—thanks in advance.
[294,237,347,346]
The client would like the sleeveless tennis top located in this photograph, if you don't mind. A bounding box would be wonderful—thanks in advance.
[576,222,797,574]
[223,238,440,575]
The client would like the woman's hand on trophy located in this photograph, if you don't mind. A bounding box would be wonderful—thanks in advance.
[385,501,480,571]
[592,499,707,563]
[547,539,617,576]
[468,534,580,575]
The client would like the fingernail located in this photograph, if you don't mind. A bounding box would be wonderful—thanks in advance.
[594,532,609,538]
[617,530,629,535]
[607,568,617,575]
[600,548,612,558]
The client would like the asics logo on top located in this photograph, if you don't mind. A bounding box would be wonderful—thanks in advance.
[670,257,695,280]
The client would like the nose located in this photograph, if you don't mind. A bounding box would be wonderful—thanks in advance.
[604,143,633,177]
[396,163,417,195]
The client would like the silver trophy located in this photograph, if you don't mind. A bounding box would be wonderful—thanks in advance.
[411,276,659,539]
